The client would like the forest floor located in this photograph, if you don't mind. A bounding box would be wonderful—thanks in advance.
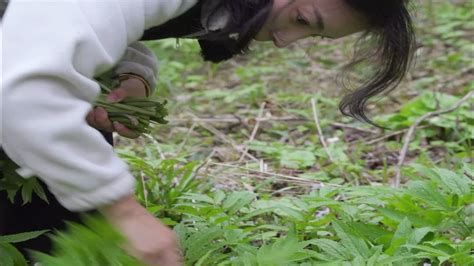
[114,1,473,264]
[118,0,472,191]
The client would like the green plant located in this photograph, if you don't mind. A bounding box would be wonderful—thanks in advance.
[121,155,204,225]
[33,216,145,266]
[0,150,48,204]
[168,165,473,265]
[95,74,169,135]
[0,230,49,266]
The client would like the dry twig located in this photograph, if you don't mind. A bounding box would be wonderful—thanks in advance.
[209,161,336,186]
[187,112,259,162]
[365,126,430,145]
[169,115,306,124]
[394,90,473,187]
[140,171,149,208]
[145,134,166,159]
[239,102,267,162]
[311,98,335,162]
[176,123,197,154]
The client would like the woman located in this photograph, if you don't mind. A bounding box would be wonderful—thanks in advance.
[1,0,415,265]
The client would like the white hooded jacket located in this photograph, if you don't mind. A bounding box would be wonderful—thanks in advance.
[1,0,197,211]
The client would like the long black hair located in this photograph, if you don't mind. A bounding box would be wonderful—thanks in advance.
[339,0,416,125]
[142,0,273,62]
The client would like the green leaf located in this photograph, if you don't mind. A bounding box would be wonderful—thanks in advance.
[386,217,412,255]
[463,163,474,177]
[180,193,215,204]
[433,168,471,196]
[407,181,450,210]
[275,205,305,222]
[238,207,277,222]
[332,220,371,259]
[404,244,451,257]
[0,230,49,244]
[248,140,281,155]
[378,208,429,227]
[407,227,434,245]
[348,222,390,243]
[411,163,441,181]
[31,177,49,203]
[376,253,419,265]
[0,243,28,266]
[183,226,226,263]
[392,218,412,242]
[306,239,349,260]
[280,150,316,169]
[255,232,309,265]
[213,190,226,205]
[223,191,256,214]
[366,246,383,266]
[175,161,199,192]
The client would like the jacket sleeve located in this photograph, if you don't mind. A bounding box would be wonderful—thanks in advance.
[1,0,196,211]
[113,42,159,94]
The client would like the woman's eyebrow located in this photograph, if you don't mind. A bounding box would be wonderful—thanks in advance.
[313,6,325,31]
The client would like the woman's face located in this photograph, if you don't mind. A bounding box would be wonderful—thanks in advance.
[255,0,367,48]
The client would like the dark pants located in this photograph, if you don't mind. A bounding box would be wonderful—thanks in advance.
[0,183,86,255]
[0,132,113,258]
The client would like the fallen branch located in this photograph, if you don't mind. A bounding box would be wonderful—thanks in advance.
[311,98,335,162]
[187,112,260,162]
[394,90,473,187]
[168,115,306,124]
[169,115,377,137]
[209,161,337,187]
[365,126,430,145]
[176,123,197,154]
[239,102,266,162]
[145,134,166,160]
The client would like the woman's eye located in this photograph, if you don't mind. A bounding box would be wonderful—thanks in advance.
[296,14,309,26]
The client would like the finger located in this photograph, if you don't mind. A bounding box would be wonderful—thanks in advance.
[119,78,148,98]
[156,243,184,266]
[107,87,128,103]
[94,107,114,132]
[86,110,98,128]
[107,77,148,103]
[113,122,140,139]
[158,252,184,266]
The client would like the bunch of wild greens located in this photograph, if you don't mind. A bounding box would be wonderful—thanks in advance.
[95,74,168,135]
[0,74,169,204]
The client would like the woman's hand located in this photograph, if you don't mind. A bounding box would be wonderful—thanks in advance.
[99,195,183,266]
[87,76,149,139]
